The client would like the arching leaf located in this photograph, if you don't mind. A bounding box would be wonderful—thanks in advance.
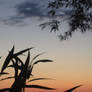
[14,47,34,57]
[65,85,83,92]
[25,85,56,90]
[33,59,53,65]
[0,76,14,81]
[28,78,52,82]
[30,52,45,66]
[8,64,22,70]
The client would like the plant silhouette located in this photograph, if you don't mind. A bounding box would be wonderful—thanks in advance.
[0,46,55,92]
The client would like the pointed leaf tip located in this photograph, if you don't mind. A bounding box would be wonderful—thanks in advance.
[14,47,34,56]
[28,78,53,82]
[65,85,83,92]
[33,59,53,65]
[1,46,15,73]
[30,52,45,65]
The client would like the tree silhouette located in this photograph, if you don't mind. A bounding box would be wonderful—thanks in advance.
[0,46,55,92]
[40,0,92,40]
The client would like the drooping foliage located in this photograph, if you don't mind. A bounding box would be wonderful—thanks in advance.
[40,0,92,40]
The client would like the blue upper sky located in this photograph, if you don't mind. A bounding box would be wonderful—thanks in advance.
[0,0,73,26]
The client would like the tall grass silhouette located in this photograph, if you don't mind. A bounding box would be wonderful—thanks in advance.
[0,46,55,92]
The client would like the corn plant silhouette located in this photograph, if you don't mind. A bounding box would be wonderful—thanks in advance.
[0,46,55,92]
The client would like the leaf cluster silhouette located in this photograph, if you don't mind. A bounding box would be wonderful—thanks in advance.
[0,46,83,92]
[40,0,92,40]
[0,46,55,92]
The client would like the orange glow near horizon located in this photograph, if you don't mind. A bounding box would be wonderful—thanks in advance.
[0,21,92,92]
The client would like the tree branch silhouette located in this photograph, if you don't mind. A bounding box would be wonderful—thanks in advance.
[40,0,92,40]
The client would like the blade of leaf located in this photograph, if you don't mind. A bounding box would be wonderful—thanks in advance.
[65,85,83,92]
[28,78,53,82]
[0,88,10,92]
[8,64,22,70]
[0,72,9,76]
[11,59,18,79]
[30,52,45,66]
[1,46,14,73]
[14,47,34,57]
[0,56,2,59]
[25,51,30,68]
[0,76,14,81]
[33,59,53,65]
[28,65,33,76]
[14,56,24,66]
[25,85,56,90]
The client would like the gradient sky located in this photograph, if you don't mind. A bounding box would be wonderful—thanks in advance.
[0,0,92,92]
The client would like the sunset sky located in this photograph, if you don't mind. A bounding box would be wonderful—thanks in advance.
[0,0,92,92]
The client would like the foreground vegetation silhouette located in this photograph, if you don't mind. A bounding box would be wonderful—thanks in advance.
[0,46,55,92]
[64,85,82,92]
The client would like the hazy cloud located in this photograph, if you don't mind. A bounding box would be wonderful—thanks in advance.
[16,1,47,17]
[0,0,72,26]
[0,0,49,25]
